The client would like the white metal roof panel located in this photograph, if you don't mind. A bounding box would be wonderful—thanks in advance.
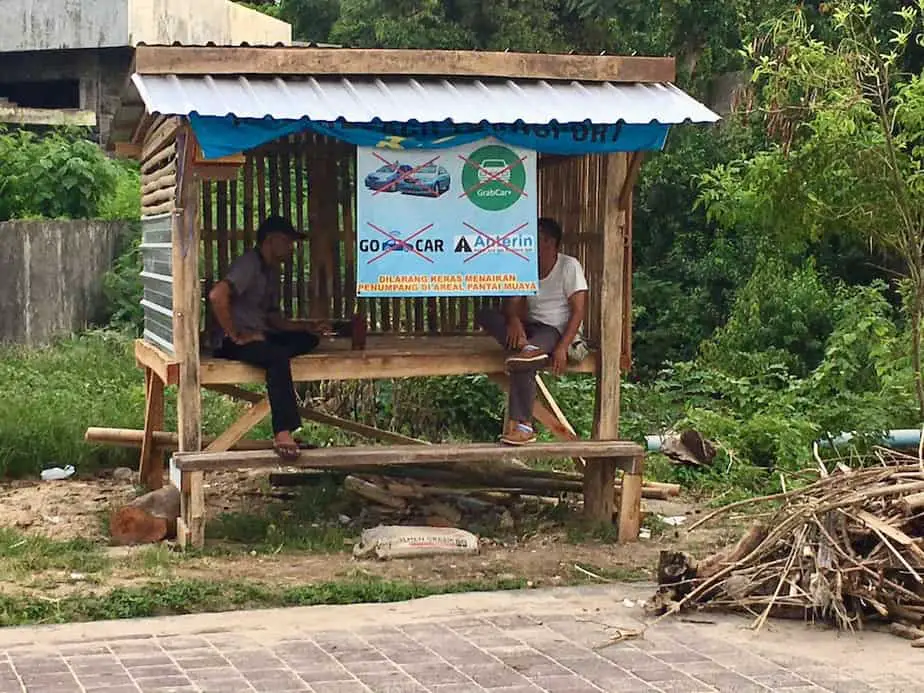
[131,74,719,125]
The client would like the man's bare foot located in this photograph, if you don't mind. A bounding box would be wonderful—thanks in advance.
[273,431,301,460]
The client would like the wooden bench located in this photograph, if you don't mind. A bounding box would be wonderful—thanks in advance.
[170,439,646,547]
[134,335,646,548]
[135,334,598,386]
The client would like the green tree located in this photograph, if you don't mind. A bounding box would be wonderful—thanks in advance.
[699,1,924,417]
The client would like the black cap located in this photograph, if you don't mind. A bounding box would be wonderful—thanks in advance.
[256,215,306,244]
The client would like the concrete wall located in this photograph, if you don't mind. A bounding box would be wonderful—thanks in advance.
[1,0,131,51]
[0,0,290,51]
[129,0,292,46]
[0,221,128,346]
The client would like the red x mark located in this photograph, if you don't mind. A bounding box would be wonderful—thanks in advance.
[462,222,531,264]
[457,154,528,199]
[371,152,441,196]
[366,222,435,265]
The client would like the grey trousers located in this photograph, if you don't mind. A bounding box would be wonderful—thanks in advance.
[477,307,561,423]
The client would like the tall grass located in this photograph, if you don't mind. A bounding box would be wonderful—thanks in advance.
[0,330,257,478]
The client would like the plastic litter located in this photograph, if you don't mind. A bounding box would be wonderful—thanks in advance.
[40,465,75,481]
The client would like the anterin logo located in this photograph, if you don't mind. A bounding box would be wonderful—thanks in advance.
[460,145,527,212]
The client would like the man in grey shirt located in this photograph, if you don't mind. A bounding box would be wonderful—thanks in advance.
[209,216,319,460]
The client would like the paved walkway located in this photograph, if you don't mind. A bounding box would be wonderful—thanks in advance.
[0,585,921,693]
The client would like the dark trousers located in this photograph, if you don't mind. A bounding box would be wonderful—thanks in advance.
[476,308,561,423]
[216,330,320,435]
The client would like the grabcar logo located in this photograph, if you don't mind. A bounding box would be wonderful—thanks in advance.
[461,145,526,212]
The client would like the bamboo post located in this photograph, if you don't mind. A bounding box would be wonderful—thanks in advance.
[139,367,166,490]
[172,123,204,548]
[585,153,628,528]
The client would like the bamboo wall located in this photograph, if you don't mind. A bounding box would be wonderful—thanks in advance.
[196,134,619,347]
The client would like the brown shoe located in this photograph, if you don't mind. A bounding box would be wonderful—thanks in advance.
[505,346,549,372]
[501,425,537,446]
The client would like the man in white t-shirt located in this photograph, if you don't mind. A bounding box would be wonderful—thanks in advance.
[477,217,589,446]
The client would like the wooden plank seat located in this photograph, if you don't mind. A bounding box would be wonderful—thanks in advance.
[170,439,646,549]
[172,440,643,473]
[135,335,598,386]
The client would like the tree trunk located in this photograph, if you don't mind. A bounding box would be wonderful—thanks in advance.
[912,285,924,420]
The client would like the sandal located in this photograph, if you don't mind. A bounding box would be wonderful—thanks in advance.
[272,440,301,461]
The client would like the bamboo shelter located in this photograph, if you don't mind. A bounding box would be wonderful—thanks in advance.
[103,45,719,547]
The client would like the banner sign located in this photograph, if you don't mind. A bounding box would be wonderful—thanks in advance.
[356,138,538,297]
[189,114,671,160]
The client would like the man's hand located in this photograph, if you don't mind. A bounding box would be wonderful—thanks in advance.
[550,344,568,376]
[232,331,265,345]
[506,318,527,350]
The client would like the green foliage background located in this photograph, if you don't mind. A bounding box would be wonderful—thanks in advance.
[3,1,924,495]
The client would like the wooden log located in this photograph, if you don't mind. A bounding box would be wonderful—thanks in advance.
[141,168,176,195]
[142,200,175,217]
[142,186,175,209]
[141,142,176,175]
[85,427,308,451]
[264,466,672,499]
[696,522,770,580]
[423,501,463,525]
[344,476,407,510]
[109,485,181,545]
[900,491,924,514]
[890,622,924,641]
[141,117,179,162]
[618,472,643,540]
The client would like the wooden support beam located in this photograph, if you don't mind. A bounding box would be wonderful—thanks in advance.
[204,398,271,453]
[535,375,586,473]
[135,46,676,83]
[204,384,430,446]
[586,153,628,528]
[134,339,179,385]
[201,348,596,385]
[487,373,585,472]
[171,123,204,549]
[139,368,166,490]
[174,440,644,473]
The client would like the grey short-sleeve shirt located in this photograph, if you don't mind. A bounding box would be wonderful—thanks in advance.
[222,248,281,335]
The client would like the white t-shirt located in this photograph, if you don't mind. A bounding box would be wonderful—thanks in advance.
[526,253,589,335]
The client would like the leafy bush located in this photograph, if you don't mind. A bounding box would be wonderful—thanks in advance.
[102,223,144,332]
[700,257,835,377]
[0,128,137,221]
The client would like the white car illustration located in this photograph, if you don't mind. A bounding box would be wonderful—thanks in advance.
[478,158,511,183]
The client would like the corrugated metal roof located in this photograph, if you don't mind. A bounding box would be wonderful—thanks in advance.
[131,74,719,125]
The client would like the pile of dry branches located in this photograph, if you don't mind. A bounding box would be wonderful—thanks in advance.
[649,450,924,646]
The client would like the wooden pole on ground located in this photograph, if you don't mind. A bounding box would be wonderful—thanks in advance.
[85,427,287,451]
[171,122,204,548]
